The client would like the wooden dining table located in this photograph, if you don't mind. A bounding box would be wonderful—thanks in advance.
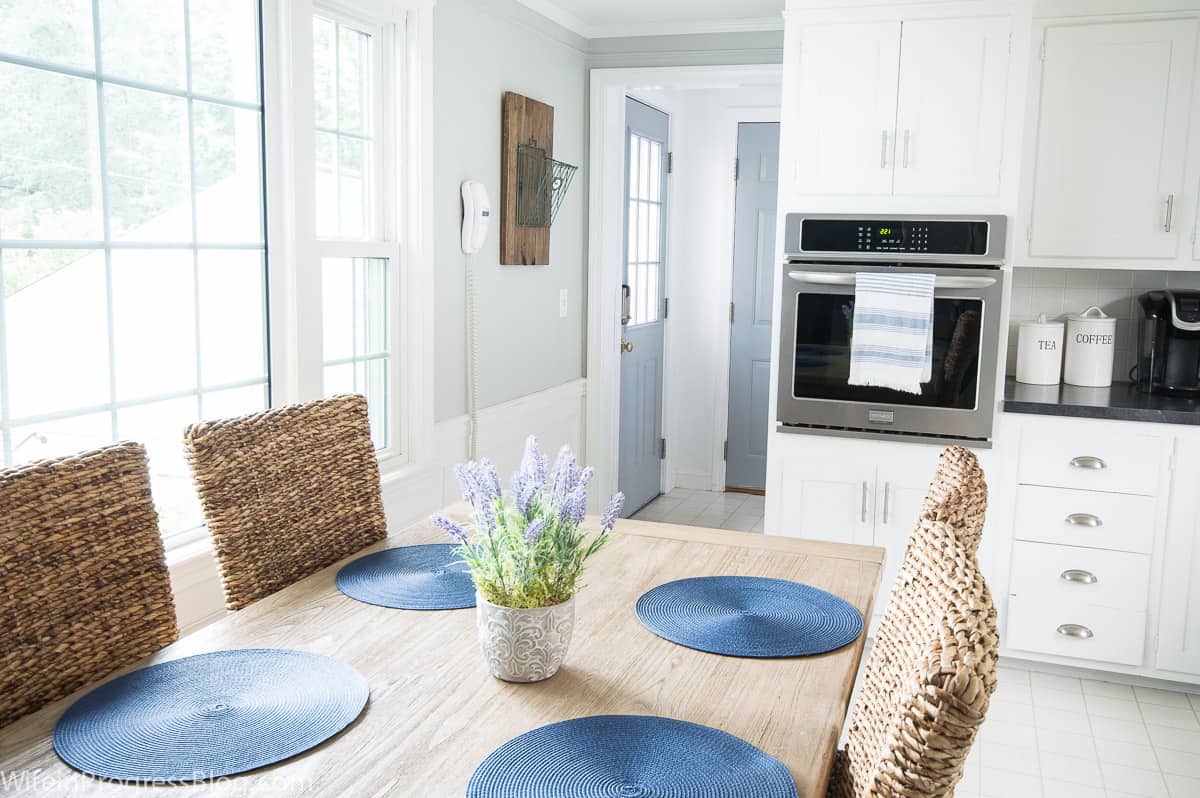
[0,506,884,797]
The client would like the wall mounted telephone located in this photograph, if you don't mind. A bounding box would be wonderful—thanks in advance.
[461,180,491,255]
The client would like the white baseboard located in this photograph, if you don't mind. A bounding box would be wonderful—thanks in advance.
[169,378,588,635]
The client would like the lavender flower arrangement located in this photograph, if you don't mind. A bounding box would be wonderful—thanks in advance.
[431,436,623,609]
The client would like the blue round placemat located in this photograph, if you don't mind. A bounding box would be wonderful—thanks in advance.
[53,648,368,782]
[635,576,863,658]
[467,715,798,798]
[336,544,475,609]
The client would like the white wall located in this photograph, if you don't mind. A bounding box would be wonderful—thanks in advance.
[631,85,781,490]
[432,0,589,421]
[587,31,785,69]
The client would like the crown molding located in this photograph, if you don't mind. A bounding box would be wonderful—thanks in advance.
[513,0,784,39]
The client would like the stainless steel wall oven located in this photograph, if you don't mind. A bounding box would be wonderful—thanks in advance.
[776,214,1007,445]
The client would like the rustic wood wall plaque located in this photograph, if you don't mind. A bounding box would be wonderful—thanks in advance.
[501,91,553,265]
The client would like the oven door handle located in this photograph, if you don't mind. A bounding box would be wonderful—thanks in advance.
[786,271,997,289]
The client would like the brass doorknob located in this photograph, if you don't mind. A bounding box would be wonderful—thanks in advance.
[620,340,634,353]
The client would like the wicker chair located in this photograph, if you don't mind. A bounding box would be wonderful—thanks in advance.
[0,442,178,728]
[183,394,387,611]
[828,445,998,798]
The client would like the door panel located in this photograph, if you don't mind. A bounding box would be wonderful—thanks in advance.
[727,123,781,491]
[791,22,901,195]
[1029,20,1197,259]
[893,17,1010,197]
[618,98,669,515]
[776,458,875,546]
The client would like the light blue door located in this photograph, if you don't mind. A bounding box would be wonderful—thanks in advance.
[618,98,669,516]
[725,123,780,491]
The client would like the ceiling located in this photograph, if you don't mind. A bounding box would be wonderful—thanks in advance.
[516,0,786,38]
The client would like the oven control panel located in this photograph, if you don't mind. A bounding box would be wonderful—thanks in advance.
[786,215,1004,262]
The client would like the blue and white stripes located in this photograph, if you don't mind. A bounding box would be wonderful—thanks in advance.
[848,272,935,395]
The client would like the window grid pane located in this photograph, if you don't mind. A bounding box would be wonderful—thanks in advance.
[321,256,390,450]
[625,131,664,327]
[0,1,268,544]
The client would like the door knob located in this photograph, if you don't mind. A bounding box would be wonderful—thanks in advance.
[620,340,634,353]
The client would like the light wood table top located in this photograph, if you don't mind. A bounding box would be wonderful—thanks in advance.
[0,508,884,797]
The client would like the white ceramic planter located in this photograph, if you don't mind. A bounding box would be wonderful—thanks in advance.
[475,593,575,683]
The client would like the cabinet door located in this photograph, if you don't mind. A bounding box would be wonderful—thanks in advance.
[1156,444,1200,676]
[1029,20,1197,259]
[892,17,1011,197]
[775,457,875,547]
[874,462,937,609]
[791,22,901,195]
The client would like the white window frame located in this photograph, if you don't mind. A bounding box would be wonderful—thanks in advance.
[262,0,435,482]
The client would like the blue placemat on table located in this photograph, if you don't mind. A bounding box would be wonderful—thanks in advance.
[53,648,368,782]
[635,576,862,658]
[467,715,798,797]
[336,543,475,610]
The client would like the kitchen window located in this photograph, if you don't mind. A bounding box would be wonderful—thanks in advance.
[0,0,269,544]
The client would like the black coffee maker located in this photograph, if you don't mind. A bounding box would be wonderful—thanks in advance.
[1137,290,1200,396]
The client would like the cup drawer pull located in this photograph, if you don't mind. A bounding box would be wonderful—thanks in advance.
[1065,513,1103,528]
[1057,623,1094,640]
[1060,569,1098,585]
[1069,456,1107,470]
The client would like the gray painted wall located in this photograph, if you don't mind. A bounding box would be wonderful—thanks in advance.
[586,31,784,68]
[432,0,588,421]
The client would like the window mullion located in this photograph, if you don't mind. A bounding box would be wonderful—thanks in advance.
[183,0,206,423]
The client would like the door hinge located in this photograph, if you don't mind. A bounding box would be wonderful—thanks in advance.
[729,302,735,324]
[667,151,674,174]
[659,437,667,460]
[723,440,728,461]
[663,297,669,319]
[734,158,740,181]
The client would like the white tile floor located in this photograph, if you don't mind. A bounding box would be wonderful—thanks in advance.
[634,489,1200,798]
[630,487,764,532]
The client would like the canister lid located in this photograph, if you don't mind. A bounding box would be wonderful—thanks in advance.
[1020,313,1064,330]
[1067,306,1116,325]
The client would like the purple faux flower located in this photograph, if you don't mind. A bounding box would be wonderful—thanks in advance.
[559,486,588,527]
[523,518,545,544]
[454,461,498,533]
[600,492,624,532]
[431,513,470,545]
[550,445,577,498]
[521,436,548,486]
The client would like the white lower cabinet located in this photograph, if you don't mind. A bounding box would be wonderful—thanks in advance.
[1008,597,1148,666]
[1156,444,1200,676]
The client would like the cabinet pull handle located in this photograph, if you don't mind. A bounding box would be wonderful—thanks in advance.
[1056,623,1094,640]
[883,482,891,524]
[880,130,889,169]
[1164,194,1175,233]
[1065,513,1103,528]
[861,481,869,523]
[902,129,911,168]
[1069,456,1106,470]
[1060,569,1098,585]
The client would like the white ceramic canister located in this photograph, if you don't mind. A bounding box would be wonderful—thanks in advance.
[1064,306,1117,388]
[1016,314,1065,385]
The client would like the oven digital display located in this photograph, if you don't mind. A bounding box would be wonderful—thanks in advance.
[800,219,989,255]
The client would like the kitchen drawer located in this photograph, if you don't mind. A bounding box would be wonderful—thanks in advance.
[1018,427,1163,496]
[1010,541,1150,611]
[1013,485,1156,553]
[1007,596,1146,666]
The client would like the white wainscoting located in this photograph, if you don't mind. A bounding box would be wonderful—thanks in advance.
[169,378,588,635]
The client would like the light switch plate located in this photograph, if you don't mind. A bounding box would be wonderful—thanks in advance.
[559,288,568,318]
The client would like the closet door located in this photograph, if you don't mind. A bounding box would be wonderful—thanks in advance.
[1028,19,1198,259]
[790,21,901,196]
[892,16,1011,197]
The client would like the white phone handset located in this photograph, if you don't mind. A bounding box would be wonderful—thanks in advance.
[460,180,491,255]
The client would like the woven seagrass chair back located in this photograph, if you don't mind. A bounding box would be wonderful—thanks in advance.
[829,445,998,798]
[183,394,387,611]
[0,442,178,728]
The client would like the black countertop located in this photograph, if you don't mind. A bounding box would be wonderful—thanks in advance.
[1003,378,1200,426]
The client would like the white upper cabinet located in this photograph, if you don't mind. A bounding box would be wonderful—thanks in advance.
[893,17,1011,197]
[792,21,901,196]
[1028,20,1198,261]
[789,16,1011,198]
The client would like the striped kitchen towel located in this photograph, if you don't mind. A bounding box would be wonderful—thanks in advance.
[848,272,936,395]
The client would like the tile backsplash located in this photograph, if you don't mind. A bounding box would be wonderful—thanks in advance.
[1007,268,1200,383]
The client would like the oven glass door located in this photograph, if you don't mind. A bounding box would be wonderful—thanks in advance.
[791,291,984,409]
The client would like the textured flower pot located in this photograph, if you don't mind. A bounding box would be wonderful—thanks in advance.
[475,593,575,683]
